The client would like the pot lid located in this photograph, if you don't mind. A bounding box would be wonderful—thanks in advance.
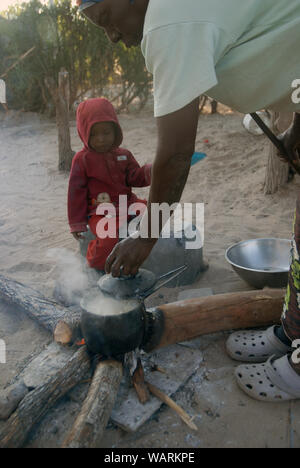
[98,269,157,299]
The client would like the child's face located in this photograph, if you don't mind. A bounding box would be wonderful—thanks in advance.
[89,122,116,153]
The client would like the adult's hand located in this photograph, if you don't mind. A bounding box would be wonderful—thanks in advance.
[105,236,156,277]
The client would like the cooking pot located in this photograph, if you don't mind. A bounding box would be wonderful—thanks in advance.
[80,266,187,357]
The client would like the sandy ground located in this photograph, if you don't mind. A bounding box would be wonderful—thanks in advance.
[0,104,300,448]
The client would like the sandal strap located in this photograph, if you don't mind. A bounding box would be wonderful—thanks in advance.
[265,355,300,398]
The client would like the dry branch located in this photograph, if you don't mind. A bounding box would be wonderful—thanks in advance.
[146,382,198,431]
[0,47,35,78]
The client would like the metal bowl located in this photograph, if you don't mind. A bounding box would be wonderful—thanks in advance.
[225,238,291,289]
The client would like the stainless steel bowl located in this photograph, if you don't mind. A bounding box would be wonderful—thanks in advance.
[225,238,291,289]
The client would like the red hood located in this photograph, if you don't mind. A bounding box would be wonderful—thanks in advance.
[76,98,123,150]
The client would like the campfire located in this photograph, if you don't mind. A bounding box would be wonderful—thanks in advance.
[0,273,284,448]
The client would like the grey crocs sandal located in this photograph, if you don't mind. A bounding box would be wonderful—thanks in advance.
[235,354,300,401]
[226,326,292,362]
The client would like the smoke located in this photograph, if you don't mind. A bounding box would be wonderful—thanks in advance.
[46,248,91,306]
[46,248,139,316]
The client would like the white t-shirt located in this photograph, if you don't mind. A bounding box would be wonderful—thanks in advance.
[0,79,6,104]
[142,0,300,117]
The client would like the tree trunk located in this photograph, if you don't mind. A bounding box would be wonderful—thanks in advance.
[45,70,75,172]
[57,69,75,172]
[264,112,292,194]
[210,99,218,114]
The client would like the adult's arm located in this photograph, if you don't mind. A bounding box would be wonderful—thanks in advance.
[105,98,200,277]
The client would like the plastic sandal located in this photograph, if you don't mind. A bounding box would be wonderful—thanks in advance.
[226,326,292,362]
[234,354,300,401]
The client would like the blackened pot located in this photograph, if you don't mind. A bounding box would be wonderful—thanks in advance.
[80,296,146,357]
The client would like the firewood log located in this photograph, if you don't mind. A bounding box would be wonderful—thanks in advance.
[0,274,82,344]
[0,382,28,421]
[132,358,150,404]
[0,345,91,448]
[62,359,123,448]
[147,288,285,351]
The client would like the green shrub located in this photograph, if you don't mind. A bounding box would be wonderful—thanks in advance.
[0,0,152,114]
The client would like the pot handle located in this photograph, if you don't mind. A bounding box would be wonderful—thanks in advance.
[140,265,187,299]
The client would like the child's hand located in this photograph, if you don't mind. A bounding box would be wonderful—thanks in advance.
[72,232,85,241]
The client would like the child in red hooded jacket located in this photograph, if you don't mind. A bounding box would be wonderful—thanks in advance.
[68,98,151,270]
